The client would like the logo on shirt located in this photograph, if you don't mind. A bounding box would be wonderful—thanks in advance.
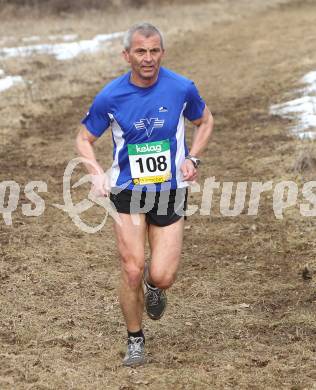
[159,106,168,113]
[134,118,165,137]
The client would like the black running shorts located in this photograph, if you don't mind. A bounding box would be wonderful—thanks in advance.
[109,188,188,227]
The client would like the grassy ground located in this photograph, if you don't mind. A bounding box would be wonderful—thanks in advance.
[1,0,316,388]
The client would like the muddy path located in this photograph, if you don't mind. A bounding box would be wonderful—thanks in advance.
[1,1,316,389]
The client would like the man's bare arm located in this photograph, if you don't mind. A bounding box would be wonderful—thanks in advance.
[75,125,108,196]
[189,105,214,157]
[181,106,214,181]
[75,125,104,175]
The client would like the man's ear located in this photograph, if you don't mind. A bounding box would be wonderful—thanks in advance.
[122,50,130,64]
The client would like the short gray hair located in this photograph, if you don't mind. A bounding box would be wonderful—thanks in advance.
[123,22,164,51]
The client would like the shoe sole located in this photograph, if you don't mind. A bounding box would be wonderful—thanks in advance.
[146,312,165,320]
[123,357,146,367]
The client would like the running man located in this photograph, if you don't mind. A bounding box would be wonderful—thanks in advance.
[76,22,213,366]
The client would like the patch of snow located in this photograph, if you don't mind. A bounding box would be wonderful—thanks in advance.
[270,70,316,139]
[0,32,124,61]
[301,71,316,85]
[48,34,78,41]
[0,75,24,92]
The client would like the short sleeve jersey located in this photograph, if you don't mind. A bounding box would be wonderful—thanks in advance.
[82,67,205,191]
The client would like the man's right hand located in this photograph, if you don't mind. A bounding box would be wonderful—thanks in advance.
[91,173,109,197]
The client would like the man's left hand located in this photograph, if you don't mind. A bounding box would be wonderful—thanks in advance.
[181,159,198,182]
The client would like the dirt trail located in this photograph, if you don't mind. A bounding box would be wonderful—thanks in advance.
[1,1,316,389]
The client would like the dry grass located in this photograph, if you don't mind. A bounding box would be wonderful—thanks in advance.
[1,0,316,388]
[0,0,206,17]
[292,146,316,173]
[0,0,133,15]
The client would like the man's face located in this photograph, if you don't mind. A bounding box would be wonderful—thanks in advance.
[123,32,164,83]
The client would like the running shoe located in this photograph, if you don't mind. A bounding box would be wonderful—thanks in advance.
[143,263,167,320]
[123,336,145,367]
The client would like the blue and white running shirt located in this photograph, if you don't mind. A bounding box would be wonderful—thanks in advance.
[82,67,205,191]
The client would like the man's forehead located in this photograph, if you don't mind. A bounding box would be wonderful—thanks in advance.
[130,32,162,49]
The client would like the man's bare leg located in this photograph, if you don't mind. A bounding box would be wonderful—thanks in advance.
[148,218,184,289]
[143,218,184,320]
[113,213,147,332]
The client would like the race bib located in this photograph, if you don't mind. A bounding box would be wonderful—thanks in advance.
[128,139,171,185]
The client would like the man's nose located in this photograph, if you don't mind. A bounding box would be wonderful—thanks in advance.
[144,50,153,62]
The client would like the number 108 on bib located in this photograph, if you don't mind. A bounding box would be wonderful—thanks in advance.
[128,139,171,185]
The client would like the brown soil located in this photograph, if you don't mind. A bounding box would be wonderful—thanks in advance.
[1,0,316,388]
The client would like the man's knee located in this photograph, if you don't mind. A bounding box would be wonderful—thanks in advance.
[120,255,144,289]
[150,270,176,289]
